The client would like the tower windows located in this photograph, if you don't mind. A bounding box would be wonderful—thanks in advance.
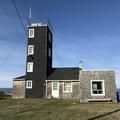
[26,80,32,89]
[28,45,34,55]
[27,62,33,72]
[29,29,34,38]
[49,48,51,57]
[49,32,51,42]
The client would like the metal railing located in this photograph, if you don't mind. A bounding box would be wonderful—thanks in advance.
[28,18,53,32]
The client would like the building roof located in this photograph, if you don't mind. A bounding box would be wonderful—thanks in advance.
[13,75,25,81]
[13,69,114,81]
[46,67,79,80]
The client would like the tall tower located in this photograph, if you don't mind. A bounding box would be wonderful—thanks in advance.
[25,22,52,98]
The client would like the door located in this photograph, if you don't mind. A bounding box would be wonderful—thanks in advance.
[52,82,59,98]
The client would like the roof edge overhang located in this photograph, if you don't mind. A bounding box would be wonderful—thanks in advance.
[46,79,79,82]
[13,75,25,81]
[13,79,25,81]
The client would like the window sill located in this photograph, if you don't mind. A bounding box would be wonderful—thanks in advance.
[63,91,72,93]
[91,94,105,96]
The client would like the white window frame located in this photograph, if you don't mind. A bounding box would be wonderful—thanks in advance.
[91,80,105,96]
[28,45,34,55]
[26,80,32,89]
[63,82,72,93]
[27,62,33,72]
[29,29,34,38]
[52,82,59,91]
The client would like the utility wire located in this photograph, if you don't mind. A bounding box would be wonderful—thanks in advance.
[11,0,28,36]
[0,0,26,69]
[0,43,19,69]
[0,0,30,69]
[0,0,26,43]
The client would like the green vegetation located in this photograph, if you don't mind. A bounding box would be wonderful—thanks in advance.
[0,98,120,120]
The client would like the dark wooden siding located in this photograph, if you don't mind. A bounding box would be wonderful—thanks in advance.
[25,25,53,98]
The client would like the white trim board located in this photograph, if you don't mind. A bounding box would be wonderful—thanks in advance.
[90,80,105,96]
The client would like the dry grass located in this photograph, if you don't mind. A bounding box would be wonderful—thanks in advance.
[0,98,120,120]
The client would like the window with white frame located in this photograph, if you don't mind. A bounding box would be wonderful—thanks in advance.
[28,45,34,55]
[27,62,33,72]
[63,82,72,92]
[48,48,51,57]
[91,80,105,96]
[26,80,32,89]
[29,29,34,38]
[52,82,58,90]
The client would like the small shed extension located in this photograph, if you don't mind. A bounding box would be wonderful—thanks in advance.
[13,75,25,98]
[80,70,117,102]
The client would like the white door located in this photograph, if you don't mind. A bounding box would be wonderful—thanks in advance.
[52,82,59,98]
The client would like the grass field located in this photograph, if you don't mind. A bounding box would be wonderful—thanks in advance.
[0,98,120,120]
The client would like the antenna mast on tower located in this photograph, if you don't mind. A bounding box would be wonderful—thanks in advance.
[29,7,31,19]
[28,7,32,25]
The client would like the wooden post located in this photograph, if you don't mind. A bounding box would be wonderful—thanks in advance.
[46,81,47,99]
[79,60,83,103]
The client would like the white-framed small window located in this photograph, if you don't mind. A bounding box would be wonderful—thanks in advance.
[28,45,34,55]
[27,62,33,72]
[52,82,59,91]
[63,82,72,93]
[26,80,32,89]
[48,48,51,57]
[29,29,34,38]
[91,80,105,96]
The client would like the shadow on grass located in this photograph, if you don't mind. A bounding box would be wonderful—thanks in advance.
[0,107,43,118]
[88,109,120,120]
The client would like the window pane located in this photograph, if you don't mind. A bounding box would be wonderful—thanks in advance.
[92,83,97,90]
[27,62,33,72]
[92,81,104,95]
[49,48,51,57]
[28,82,31,87]
[29,29,34,38]
[30,30,33,36]
[26,80,32,89]
[53,83,58,90]
[28,45,34,55]
[49,33,51,42]
[64,82,71,92]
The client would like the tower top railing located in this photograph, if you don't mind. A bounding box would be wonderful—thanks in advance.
[28,18,53,32]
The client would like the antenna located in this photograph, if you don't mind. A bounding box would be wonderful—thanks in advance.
[28,7,32,25]
[29,7,31,19]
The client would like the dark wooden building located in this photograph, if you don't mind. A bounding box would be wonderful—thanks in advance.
[13,21,117,102]
[25,23,53,98]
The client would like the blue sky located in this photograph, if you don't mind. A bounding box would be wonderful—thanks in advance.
[0,0,120,88]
